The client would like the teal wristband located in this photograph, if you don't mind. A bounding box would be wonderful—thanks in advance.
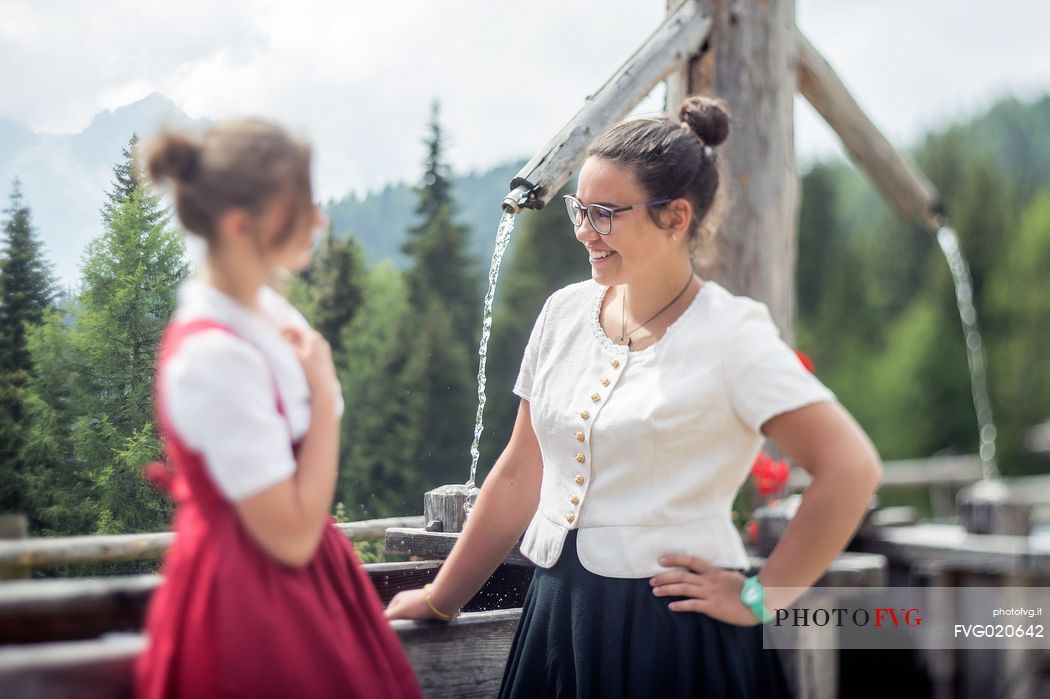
[740,575,775,623]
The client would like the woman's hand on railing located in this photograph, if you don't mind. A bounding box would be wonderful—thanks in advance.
[386,589,442,621]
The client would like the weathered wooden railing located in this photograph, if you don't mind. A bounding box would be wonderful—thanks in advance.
[791,454,984,519]
[0,516,424,579]
[0,610,527,699]
[0,519,534,699]
[0,456,996,579]
[0,537,885,699]
[0,559,536,646]
[792,455,1050,523]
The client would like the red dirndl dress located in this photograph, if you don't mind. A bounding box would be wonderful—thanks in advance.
[136,318,422,699]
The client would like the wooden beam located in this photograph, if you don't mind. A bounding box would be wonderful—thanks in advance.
[1022,420,1050,456]
[788,455,985,491]
[502,0,712,212]
[0,516,423,576]
[394,610,522,698]
[796,29,943,234]
[0,611,525,699]
[0,633,145,699]
[385,527,534,567]
[0,560,530,645]
[0,575,156,645]
[852,522,1050,577]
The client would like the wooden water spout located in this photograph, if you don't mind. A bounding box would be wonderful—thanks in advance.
[501,0,712,214]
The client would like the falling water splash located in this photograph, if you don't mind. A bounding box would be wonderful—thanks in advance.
[935,226,999,479]
[463,212,519,514]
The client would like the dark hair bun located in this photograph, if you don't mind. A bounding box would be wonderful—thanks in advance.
[678,96,730,147]
[146,132,201,184]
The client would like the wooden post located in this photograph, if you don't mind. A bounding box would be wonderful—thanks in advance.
[667,0,799,340]
[423,484,479,533]
[956,479,1031,536]
[0,514,28,580]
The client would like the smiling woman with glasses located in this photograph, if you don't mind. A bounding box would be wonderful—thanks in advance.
[387,96,883,699]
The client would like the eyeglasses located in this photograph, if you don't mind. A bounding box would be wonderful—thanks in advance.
[563,194,673,236]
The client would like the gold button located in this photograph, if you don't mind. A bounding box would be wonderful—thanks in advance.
[611,359,620,369]
[580,410,591,420]
[575,475,585,486]
[600,377,611,387]
[576,453,585,464]
[570,495,580,505]
[566,513,576,524]
[575,432,585,442]
[591,393,601,403]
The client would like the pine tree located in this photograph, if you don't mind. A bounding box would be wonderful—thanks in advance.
[0,372,24,513]
[76,185,188,532]
[396,103,481,491]
[0,180,57,375]
[337,262,417,517]
[409,102,453,229]
[20,302,94,534]
[338,105,482,514]
[0,180,57,514]
[402,101,479,340]
[101,134,162,227]
[22,142,189,534]
[309,229,366,357]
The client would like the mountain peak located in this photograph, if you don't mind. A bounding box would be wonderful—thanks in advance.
[85,92,189,135]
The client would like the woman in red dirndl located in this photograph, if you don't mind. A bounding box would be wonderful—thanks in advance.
[135,120,421,699]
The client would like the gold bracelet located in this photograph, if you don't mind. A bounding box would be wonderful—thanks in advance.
[423,583,459,622]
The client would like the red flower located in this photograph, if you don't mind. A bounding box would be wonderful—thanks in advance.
[795,349,815,374]
[750,451,790,497]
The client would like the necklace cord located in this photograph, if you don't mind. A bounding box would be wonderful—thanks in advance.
[618,272,695,343]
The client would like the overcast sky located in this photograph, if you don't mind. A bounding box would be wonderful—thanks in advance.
[2,0,1050,200]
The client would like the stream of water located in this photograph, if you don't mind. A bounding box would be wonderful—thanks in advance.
[935,226,999,479]
[463,212,519,516]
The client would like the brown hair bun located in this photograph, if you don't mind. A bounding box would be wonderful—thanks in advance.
[678,96,730,147]
[146,132,201,184]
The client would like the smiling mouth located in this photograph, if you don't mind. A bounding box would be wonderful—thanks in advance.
[590,250,615,260]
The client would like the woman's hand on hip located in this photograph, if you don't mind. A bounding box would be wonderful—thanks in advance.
[650,554,759,626]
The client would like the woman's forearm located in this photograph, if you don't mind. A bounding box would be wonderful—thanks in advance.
[291,387,341,536]
[758,452,881,609]
[427,446,542,614]
[234,386,341,567]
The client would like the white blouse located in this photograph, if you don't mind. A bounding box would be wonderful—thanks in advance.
[514,279,834,578]
[161,278,344,502]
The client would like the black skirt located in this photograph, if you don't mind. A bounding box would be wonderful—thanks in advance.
[498,530,793,699]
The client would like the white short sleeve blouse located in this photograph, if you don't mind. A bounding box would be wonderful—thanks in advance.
[513,279,834,578]
[161,278,344,502]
